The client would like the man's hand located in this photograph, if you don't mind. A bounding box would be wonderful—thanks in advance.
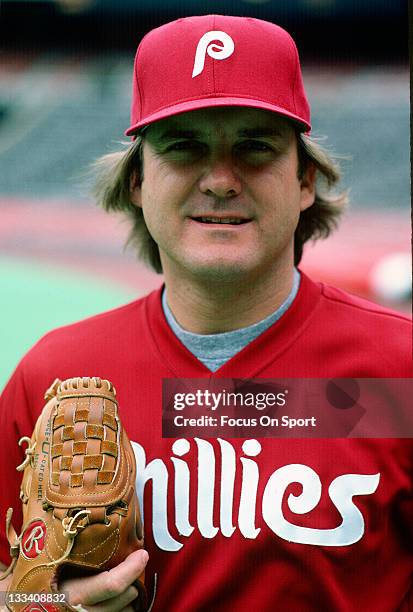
[60,549,149,612]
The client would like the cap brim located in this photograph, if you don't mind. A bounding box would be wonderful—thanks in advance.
[125,96,311,136]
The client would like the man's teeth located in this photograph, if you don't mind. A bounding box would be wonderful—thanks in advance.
[197,217,246,224]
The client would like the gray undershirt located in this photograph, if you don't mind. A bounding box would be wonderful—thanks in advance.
[162,269,300,372]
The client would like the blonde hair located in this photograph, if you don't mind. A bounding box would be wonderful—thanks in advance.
[93,131,348,272]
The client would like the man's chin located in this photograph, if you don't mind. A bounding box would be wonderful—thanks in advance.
[183,258,255,282]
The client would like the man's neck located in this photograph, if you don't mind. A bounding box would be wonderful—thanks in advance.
[162,264,296,334]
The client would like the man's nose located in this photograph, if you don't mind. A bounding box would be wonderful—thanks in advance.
[198,155,242,198]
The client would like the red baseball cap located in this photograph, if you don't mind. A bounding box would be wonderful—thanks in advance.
[125,15,311,136]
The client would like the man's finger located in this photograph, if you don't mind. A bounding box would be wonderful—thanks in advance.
[62,549,148,606]
[82,585,139,612]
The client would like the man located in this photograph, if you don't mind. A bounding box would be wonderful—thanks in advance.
[0,15,412,612]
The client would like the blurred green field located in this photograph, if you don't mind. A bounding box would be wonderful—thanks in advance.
[0,257,135,390]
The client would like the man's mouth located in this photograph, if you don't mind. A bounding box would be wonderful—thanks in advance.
[191,216,250,225]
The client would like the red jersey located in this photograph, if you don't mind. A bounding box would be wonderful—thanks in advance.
[0,273,412,611]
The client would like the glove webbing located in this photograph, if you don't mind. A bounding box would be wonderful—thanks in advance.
[50,399,119,489]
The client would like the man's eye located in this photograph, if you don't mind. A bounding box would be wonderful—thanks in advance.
[237,140,273,153]
[166,141,205,153]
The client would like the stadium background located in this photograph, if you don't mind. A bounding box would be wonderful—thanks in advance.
[0,0,410,389]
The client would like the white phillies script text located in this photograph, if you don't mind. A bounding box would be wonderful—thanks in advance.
[132,438,380,552]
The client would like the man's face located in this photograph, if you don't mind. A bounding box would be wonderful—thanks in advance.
[130,107,315,283]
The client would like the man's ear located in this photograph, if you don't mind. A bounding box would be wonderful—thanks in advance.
[299,162,316,212]
[130,171,142,208]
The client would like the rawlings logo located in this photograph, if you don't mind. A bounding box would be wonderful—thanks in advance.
[21,519,47,559]
[22,601,60,612]
[192,30,235,77]
[132,439,380,552]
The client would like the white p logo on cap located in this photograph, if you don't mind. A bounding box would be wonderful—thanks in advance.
[192,30,235,78]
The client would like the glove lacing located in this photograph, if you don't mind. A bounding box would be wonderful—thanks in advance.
[0,435,37,580]
[16,436,36,472]
[46,509,91,567]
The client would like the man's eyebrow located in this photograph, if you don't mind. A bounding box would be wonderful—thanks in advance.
[157,129,201,140]
[237,127,284,138]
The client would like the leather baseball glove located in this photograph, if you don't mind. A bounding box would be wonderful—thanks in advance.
[1,377,147,611]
